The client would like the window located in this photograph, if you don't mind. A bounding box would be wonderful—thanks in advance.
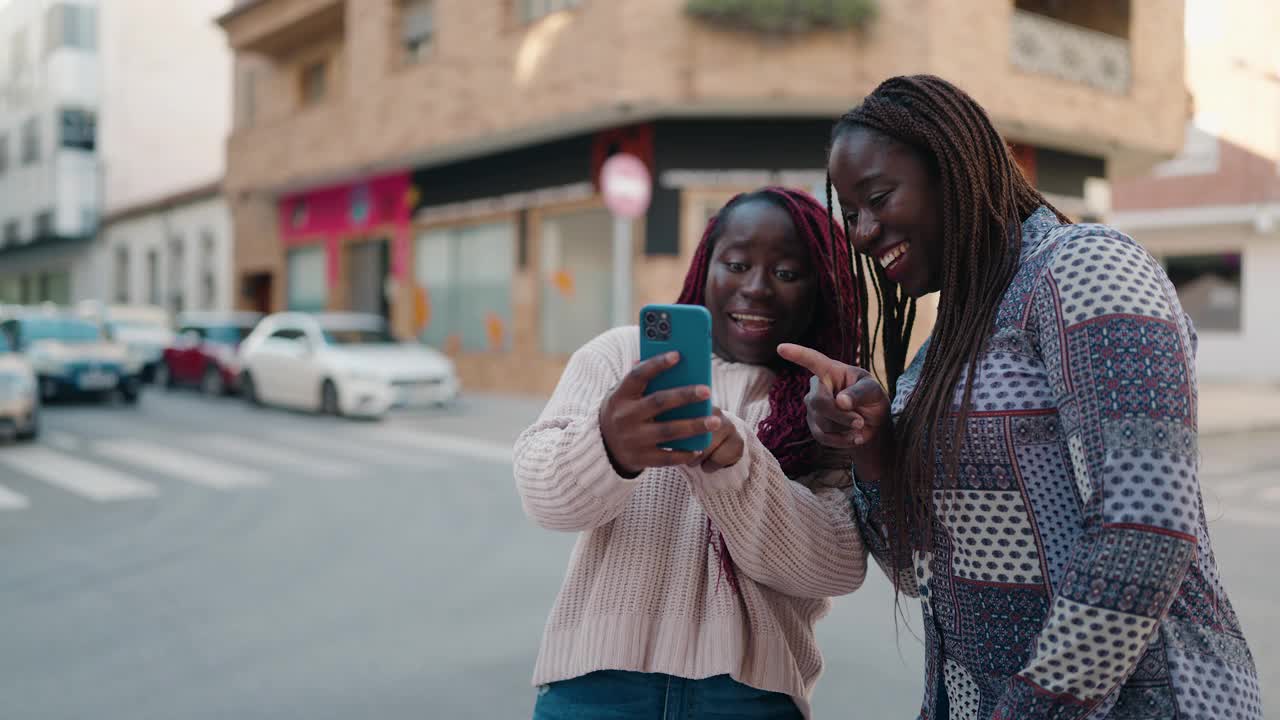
[37,271,70,304]
[539,207,612,354]
[200,230,217,310]
[400,0,434,64]
[0,134,8,175]
[59,108,95,150]
[44,3,97,53]
[21,116,40,165]
[34,210,53,238]
[268,328,306,342]
[238,68,257,128]
[146,249,160,305]
[286,246,327,311]
[300,60,327,106]
[9,29,29,86]
[1165,253,1242,332]
[521,0,582,23]
[114,246,130,303]
[415,221,516,352]
[169,236,185,314]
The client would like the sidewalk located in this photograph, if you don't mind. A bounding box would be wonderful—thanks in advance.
[1199,383,1280,437]
[391,384,1280,457]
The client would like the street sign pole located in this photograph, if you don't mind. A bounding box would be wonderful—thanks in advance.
[600,153,652,329]
[612,215,631,329]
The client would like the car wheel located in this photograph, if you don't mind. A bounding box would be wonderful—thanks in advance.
[241,372,260,406]
[154,363,174,389]
[16,406,39,441]
[202,365,226,397]
[119,379,141,405]
[320,379,341,417]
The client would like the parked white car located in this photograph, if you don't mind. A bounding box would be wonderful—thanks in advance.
[238,312,459,418]
[0,330,38,440]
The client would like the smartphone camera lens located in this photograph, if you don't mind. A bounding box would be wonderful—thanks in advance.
[644,311,658,325]
[657,321,670,334]
[645,327,658,340]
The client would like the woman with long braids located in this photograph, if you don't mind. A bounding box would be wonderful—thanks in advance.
[516,187,867,719]
[782,75,1261,719]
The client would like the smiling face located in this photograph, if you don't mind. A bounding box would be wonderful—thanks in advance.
[829,126,945,297]
[703,199,818,366]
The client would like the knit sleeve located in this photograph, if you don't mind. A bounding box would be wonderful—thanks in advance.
[992,228,1199,719]
[685,410,868,599]
[513,330,646,532]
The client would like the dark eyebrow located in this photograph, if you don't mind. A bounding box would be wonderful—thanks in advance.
[853,172,884,191]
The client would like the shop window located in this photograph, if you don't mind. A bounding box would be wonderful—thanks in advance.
[540,207,612,355]
[400,0,434,65]
[38,271,70,305]
[415,221,516,352]
[286,246,327,311]
[0,276,20,304]
[1165,252,1241,332]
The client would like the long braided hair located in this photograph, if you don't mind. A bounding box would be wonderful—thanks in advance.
[677,187,862,481]
[827,75,1068,567]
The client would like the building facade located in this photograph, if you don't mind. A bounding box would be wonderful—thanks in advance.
[220,0,1187,394]
[95,184,235,316]
[1110,0,1280,383]
[0,0,232,309]
[0,0,101,306]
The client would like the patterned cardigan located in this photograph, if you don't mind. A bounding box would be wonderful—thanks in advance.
[852,208,1261,720]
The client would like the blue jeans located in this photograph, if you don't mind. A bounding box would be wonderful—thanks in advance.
[532,670,803,720]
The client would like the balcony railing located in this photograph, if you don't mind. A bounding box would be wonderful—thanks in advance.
[1010,9,1130,95]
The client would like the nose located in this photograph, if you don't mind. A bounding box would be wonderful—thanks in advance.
[739,266,773,299]
[851,213,882,253]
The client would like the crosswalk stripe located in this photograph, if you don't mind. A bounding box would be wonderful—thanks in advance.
[263,427,448,469]
[199,434,359,477]
[353,425,513,465]
[0,484,30,510]
[94,440,269,490]
[0,446,158,501]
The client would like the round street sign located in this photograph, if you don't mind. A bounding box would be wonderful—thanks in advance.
[600,153,652,219]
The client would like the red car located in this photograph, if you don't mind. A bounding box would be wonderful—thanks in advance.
[155,312,263,396]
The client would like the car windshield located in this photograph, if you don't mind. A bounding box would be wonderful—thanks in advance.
[204,325,255,344]
[321,327,396,345]
[25,318,102,343]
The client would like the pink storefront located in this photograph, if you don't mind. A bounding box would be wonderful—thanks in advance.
[276,172,417,322]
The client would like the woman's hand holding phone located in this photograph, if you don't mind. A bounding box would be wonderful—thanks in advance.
[599,352,722,477]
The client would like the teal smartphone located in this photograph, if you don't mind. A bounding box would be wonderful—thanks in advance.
[639,304,713,452]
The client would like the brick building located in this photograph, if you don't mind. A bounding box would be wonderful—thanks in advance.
[219,0,1186,394]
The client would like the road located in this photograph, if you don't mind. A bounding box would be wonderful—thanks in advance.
[0,389,1274,719]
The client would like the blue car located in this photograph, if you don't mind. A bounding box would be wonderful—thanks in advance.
[0,311,143,404]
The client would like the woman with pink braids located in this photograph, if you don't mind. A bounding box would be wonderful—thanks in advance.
[515,187,868,719]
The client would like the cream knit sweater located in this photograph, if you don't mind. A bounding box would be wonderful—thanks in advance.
[514,327,867,718]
